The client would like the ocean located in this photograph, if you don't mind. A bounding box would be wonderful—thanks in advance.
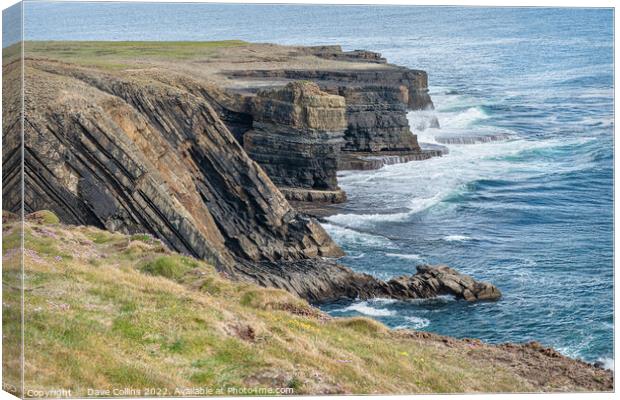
[13,3,614,365]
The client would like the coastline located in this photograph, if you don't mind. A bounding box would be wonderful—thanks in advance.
[2,39,613,392]
[2,211,612,394]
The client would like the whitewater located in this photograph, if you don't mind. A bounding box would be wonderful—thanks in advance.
[322,77,612,365]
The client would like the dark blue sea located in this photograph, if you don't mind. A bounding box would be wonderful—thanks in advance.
[12,4,614,366]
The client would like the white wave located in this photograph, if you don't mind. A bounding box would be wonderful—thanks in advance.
[443,235,472,242]
[325,190,451,229]
[321,223,395,248]
[407,295,457,305]
[345,252,366,259]
[438,106,489,130]
[326,211,410,227]
[340,301,395,317]
[385,253,422,261]
[369,298,398,305]
[407,109,440,133]
[598,358,614,371]
[575,114,614,129]
[404,316,431,329]
[333,136,593,231]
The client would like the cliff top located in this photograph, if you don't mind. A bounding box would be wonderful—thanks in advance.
[3,211,613,395]
[6,40,417,92]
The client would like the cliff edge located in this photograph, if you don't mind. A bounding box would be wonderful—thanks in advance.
[2,214,611,395]
[4,41,485,304]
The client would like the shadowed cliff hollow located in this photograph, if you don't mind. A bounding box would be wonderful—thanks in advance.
[4,41,492,303]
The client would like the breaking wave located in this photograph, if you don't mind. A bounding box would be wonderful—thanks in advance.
[385,253,423,261]
[337,301,396,317]
[442,235,472,242]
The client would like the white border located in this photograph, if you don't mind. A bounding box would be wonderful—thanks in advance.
[0,1,615,400]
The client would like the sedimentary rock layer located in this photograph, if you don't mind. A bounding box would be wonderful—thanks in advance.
[18,60,343,271]
[434,132,514,145]
[338,149,446,171]
[226,66,433,153]
[5,42,494,304]
[244,81,347,191]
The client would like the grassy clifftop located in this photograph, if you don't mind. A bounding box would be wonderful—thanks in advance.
[4,40,249,69]
[2,211,612,396]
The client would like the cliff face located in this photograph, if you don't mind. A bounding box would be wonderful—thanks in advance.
[215,46,435,182]
[6,42,476,304]
[244,81,347,192]
[226,66,433,153]
[19,60,342,274]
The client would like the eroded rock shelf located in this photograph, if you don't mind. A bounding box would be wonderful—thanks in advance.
[2,41,499,304]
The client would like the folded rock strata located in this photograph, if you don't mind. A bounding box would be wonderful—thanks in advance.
[3,42,498,304]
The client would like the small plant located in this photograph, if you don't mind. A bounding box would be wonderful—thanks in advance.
[130,233,154,244]
[288,376,303,390]
[26,210,60,225]
[140,255,199,280]
[166,338,186,353]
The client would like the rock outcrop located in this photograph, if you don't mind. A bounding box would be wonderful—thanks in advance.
[226,67,433,153]
[243,81,347,198]
[4,41,497,305]
[338,149,445,171]
[387,265,501,302]
[257,261,501,304]
[434,132,514,145]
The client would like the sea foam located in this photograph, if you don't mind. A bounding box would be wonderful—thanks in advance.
[443,235,472,242]
[385,253,423,261]
[340,301,395,317]
[404,316,431,329]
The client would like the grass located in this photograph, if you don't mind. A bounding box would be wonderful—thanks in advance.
[2,219,23,396]
[14,40,248,70]
[3,211,597,396]
[27,210,60,225]
[140,255,200,280]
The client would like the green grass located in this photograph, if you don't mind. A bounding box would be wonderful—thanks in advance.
[27,210,60,225]
[2,220,23,397]
[18,40,248,69]
[140,255,200,280]
[130,233,155,243]
[4,211,602,395]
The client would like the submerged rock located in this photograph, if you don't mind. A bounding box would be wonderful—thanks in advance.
[434,132,514,145]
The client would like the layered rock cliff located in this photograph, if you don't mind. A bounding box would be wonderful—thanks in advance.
[243,81,347,200]
[208,45,437,199]
[225,62,434,153]
[4,41,491,304]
